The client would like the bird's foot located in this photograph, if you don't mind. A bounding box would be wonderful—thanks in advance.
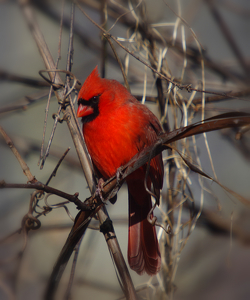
[116,167,124,185]
[95,178,105,203]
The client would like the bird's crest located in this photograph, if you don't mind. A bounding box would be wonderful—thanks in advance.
[78,66,104,100]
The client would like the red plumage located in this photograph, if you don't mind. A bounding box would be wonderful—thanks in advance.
[77,67,163,275]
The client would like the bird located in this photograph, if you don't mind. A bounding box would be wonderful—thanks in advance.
[77,66,163,275]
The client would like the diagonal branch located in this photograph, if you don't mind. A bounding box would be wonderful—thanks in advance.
[0,126,36,183]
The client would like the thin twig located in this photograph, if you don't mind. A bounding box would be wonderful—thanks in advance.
[46,148,70,185]
[64,236,83,300]
[0,69,50,87]
[0,181,91,211]
[0,90,50,115]
[75,1,246,98]
[0,126,36,183]
[206,0,250,76]
[39,1,64,166]
[103,33,131,92]
[35,0,246,83]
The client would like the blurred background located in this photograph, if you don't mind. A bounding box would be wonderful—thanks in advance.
[0,0,249,299]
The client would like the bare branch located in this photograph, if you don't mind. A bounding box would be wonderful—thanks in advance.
[0,126,36,183]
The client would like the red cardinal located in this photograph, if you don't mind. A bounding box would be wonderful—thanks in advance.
[77,67,163,275]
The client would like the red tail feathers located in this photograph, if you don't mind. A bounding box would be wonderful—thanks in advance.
[127,180,161,275]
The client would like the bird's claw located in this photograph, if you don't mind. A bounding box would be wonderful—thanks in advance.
[95,178,105,203]
[116,167,124,185]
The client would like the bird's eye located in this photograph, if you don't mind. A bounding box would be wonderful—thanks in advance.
[91,95,100,104]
